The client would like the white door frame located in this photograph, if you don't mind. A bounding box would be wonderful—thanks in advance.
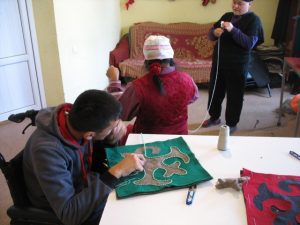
[25,0,47,108]
[0,0,46,122]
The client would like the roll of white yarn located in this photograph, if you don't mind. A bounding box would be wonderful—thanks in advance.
[217,125,230,151]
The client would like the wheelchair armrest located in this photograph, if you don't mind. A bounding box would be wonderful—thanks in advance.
[7,206,63,224]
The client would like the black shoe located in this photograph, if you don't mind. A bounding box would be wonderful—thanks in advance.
[202,118,221,128]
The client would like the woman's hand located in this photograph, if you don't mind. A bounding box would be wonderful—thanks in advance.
[106,66,120,81]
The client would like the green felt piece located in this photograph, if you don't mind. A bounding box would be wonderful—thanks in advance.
[105,137,213,199]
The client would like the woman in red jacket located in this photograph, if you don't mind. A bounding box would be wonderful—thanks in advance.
[107,35,199,137]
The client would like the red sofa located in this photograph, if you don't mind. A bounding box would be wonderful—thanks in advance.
[109,22,215,84]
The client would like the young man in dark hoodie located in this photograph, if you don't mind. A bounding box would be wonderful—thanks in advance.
[202,0,264,134]
[22,89,146,225]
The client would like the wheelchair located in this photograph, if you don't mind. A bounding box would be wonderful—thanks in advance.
[0,110,63,225]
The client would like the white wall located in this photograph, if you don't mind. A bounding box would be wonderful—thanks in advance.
[53,0,121,103]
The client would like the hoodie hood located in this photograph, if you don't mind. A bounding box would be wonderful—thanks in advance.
[35,103,78,150]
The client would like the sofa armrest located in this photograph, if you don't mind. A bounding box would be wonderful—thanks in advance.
[109,34,130,68]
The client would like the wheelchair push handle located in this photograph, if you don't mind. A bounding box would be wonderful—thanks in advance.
[8,110,39,134]
[8,112,27,123]
[8,110,39,124]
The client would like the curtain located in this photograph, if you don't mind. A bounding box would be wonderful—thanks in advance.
[293,16,300,57]
[271,0,293,45]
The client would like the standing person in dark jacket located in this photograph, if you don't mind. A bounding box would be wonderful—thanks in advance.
[202,0,264,134]
[23,90,146,225]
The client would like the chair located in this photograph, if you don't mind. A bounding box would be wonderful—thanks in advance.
[0,110,63,225]
[253,45,285,90]
[247,51,273,97]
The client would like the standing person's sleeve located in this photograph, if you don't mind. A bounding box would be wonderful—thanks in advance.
[231,15,264,50]
[105,80,124,99]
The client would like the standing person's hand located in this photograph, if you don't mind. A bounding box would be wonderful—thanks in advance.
[213,28,224,38]
[106,66,120,81]
[222,22,234,32]
[109,153,146,178]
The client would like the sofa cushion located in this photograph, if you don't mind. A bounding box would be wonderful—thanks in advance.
[119,58,212,84]
[129,22,214,60]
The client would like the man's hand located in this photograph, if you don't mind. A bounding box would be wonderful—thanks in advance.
[105,120,127,145]
[108,153,146,178]
[106,66,120,81]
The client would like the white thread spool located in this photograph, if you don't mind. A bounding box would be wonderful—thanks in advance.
[217,125,230,151]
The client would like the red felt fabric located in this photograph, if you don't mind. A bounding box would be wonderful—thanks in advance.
[241,168,300,225]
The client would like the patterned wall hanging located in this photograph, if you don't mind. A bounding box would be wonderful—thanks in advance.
[106,137,213,199]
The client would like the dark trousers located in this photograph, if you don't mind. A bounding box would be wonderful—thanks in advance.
[207,64,247,127]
